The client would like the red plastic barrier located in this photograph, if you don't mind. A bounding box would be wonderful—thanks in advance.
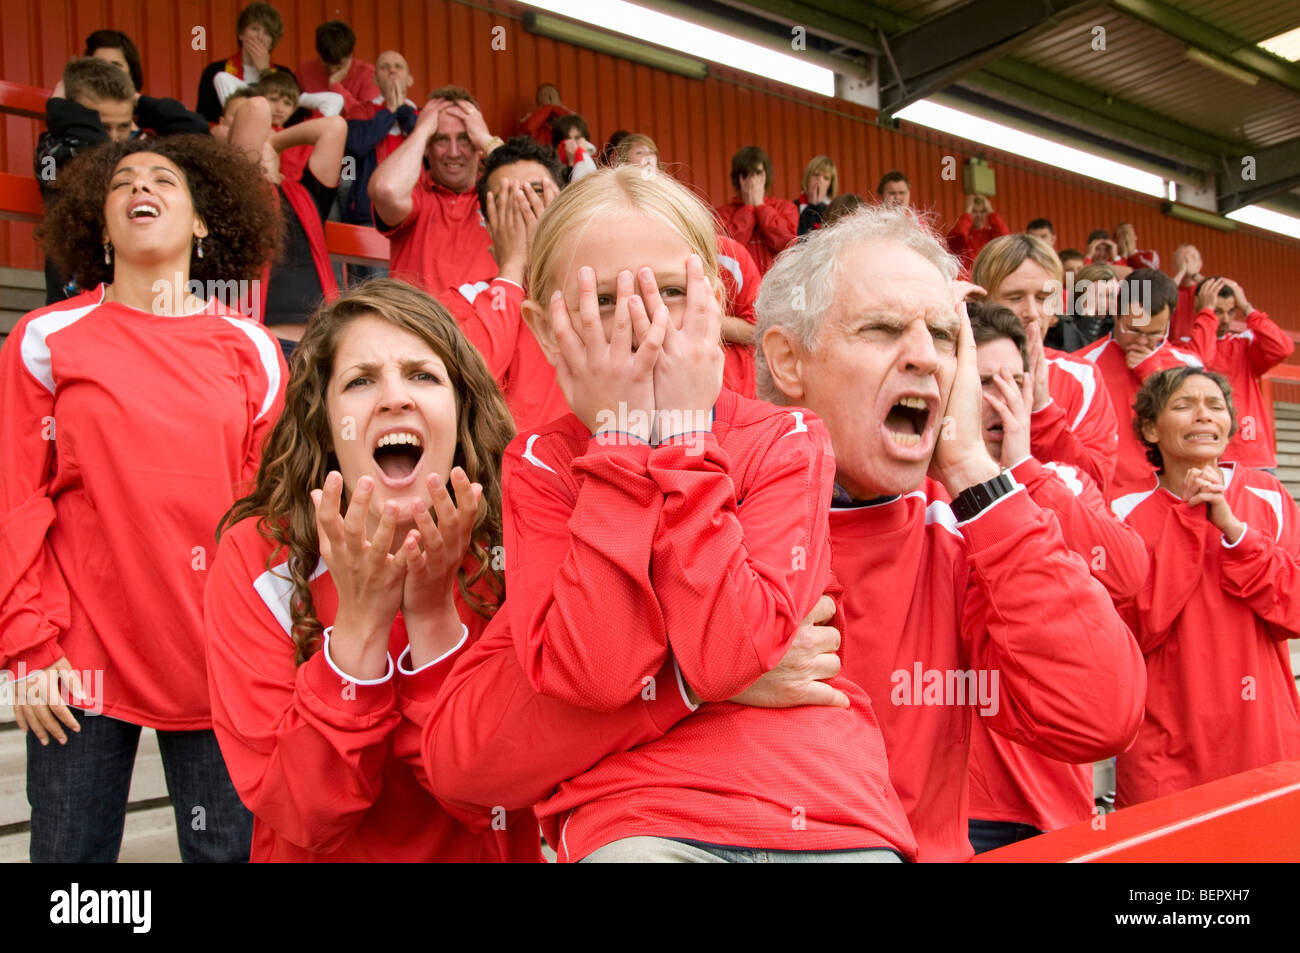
[0,80,48,120]
[974,759,1300,862]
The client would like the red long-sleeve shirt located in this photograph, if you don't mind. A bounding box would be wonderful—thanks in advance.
[1111,464,1300,806]
[830,476,1146,861]
[717,234,761,398]
[716,196,797,275]
[946,212,1010,273]
[376,172,496,294]
[1034,346,1120,492]
[966,456,1149,832]
[294,57,380,120]
[205,516,543,862]
[427,389,917,862]
[1180,307,1295,468]
[440,277,569,434]
[1073,335,1203,497]
[0,287,285,728]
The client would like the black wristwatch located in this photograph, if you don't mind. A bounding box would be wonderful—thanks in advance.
[950,471,1017,523]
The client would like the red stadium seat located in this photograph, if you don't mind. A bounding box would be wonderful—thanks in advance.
[974,758,1300,861]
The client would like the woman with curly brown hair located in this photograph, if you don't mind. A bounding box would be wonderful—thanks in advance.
[204,278,542,862]
[1114,366,1300,806]
[0,134,286,861]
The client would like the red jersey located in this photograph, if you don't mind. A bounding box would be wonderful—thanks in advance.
[946,212,1010,273]
[294,57,380,119]
[1181,307,1295,468]
[1034,346,1120,492]
[716,197,797,275]
[441,277,569,433]
[966,456,1149,832]
[830,476,1145,862]
[377,172,496,294]
[1111,465,1300,806]
[717,234,761,398]
[0,287,286,728]
[205,517,542,862]
[1073,335,1202,497]
[1171,284,1198,342]
[430,389,917,862]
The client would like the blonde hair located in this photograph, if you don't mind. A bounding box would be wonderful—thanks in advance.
[526,165,722,309]
[801,155,837,200]
[972,233,1064,303]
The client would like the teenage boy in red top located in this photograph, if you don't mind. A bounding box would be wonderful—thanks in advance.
[962,302,1148,853]
[294,20,379,120]
[754,205,1145,861]
[369,85,504,293]
[716,145,797,275]
[1074,268,1203,497]
[947,193,1009,273]
[196,2,294,124]
[444,136,570,433]
[1181,277,1295,470]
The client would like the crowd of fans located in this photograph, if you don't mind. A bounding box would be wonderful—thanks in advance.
[2,2,1298,864]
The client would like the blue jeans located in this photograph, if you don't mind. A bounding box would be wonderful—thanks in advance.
[581,836,905,863]
[26,710,252,863]
[967,818,1042,855]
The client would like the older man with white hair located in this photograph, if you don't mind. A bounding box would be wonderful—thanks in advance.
[754,205,1146,861]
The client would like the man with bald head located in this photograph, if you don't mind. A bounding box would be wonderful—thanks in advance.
[753,205,1145,861]
[342,50,418,230]
[369,81,505,291]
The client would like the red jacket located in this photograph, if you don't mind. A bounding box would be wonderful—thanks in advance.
[1035,346,1120,493]
[377,173,497,294]
[427,389,917,862]
[205,517,542,862]
[1073,335,1202,497]
[1111,465,1300,806]
[1180,307,1295,468]
[440,277,569,434]
[946,212,1010,273]
[0,287,286,728]
[830,476,1145,862]
[294,57,380,119]
[717,234,761,398]
[966,456,1149,832]
[716,196,797,275]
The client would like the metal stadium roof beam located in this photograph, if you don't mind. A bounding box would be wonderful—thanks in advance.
[879,0,1107,115]
[1112,0,1300,97]
[1218,137,1300,215]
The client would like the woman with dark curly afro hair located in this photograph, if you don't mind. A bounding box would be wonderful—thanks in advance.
[0,134,287,862]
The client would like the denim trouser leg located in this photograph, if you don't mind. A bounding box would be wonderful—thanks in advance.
[154,728,253,863]
[968,818,1043,854]
[26,711,140,863]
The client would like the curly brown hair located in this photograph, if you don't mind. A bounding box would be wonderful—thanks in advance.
[1133,366,1237,472]
[218,278,515,665]
[36,135,281,293]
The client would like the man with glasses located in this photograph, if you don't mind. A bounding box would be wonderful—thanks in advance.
[1074,268,1203,497]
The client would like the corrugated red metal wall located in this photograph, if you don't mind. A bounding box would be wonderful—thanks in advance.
[5,0,1300,341]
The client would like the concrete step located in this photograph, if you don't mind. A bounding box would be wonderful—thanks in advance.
[0,286,43,314]
[0,267,43,290]
[0,723,169,828]
[0,803,180,863]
